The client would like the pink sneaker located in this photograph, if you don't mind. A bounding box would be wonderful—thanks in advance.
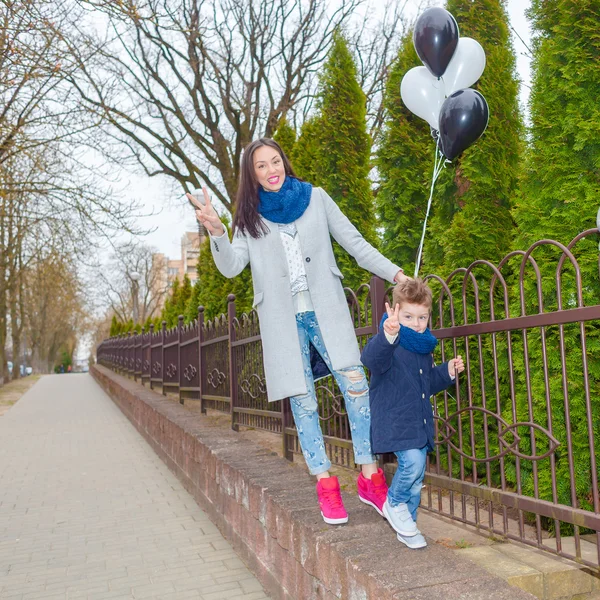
[357,468,388,516]
[316,476,348,524]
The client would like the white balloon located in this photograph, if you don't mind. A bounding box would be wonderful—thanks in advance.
[442,38,486,96]
[400,66,446,130]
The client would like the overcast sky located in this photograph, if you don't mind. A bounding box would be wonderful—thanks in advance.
[125,0,533,259]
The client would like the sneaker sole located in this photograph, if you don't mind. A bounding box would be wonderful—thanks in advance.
[382,503,418,537]
[358,495,384,517]
[321,512,348,525]
[397,533,427,549]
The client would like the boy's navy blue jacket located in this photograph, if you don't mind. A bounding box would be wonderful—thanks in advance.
[361,318,454,454]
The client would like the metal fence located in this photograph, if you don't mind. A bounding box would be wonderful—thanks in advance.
[98,277,388,465]
[97,228,600,569]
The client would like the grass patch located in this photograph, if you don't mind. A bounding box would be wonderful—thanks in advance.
[0,375,43,416]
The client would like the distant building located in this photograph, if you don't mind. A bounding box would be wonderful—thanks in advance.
[151,230,205,311]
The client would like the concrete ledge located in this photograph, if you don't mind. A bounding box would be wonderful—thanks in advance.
[461,542,600,600]
[91,365,536,600]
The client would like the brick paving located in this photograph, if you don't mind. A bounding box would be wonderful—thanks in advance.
[0,374,270,600]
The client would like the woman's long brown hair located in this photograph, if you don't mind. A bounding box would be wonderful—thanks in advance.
[233,138,299,239]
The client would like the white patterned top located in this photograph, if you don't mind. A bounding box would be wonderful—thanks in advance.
[279,222,314,313]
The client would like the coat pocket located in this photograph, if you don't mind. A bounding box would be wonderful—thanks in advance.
[329,265,344,279]
[252,291,264,307]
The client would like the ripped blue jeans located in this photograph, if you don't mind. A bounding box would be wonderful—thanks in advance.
[290,311,376,475]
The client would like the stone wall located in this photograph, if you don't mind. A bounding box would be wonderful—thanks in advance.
[91,364,535,600]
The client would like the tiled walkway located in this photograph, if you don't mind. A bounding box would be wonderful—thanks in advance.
[0,374,269,600]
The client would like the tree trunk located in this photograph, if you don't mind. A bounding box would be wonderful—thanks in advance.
[0,287,7,385]
[10,289,20,380]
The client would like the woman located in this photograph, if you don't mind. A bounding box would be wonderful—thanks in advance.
[188,138,408,525]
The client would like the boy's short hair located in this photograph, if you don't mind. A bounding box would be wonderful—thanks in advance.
[392,278,433,310]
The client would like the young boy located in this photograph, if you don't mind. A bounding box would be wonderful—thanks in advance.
[361,279,464,549]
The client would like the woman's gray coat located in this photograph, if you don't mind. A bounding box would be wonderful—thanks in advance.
[210,186,401,402]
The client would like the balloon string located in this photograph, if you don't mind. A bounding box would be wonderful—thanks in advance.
[413,141,446,279]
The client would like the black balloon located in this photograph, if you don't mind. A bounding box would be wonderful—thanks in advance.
[413,7,459,78]
[438,89,489,161]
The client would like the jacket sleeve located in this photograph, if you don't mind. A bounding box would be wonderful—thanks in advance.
[430,361,454,396]
[320,188,401,283]
[209,229,250,278]
[361,330,398,375]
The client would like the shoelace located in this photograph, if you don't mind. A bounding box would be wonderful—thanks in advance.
[322,488,343,510]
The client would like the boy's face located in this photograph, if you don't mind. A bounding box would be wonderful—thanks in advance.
[397,301,430,333]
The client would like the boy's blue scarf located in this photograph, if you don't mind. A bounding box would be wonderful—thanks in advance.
[380,314,438,354]
[258,176,312,224]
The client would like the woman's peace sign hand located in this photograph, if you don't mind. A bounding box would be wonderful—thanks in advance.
[383,302,401,337]
[186,187,225,237]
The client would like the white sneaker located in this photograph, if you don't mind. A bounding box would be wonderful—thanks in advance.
[397,531,427,549]
[382,500,418,536]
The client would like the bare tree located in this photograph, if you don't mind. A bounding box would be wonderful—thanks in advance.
[0,0,155,380]
[0,0,69,165]
[350,0,408,141]
[0,0,150,243]
[0,0,152,272]
[96,241,170,324]
[0,0,73,381]
[64,0,405,212]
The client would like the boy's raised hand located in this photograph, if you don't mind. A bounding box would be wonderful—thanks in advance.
[383,302,401,337]
[448,355,465,378]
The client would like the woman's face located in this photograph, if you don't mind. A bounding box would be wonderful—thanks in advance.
[253,145,286,192]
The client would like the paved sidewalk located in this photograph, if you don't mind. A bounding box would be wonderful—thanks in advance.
[0,374,270,600]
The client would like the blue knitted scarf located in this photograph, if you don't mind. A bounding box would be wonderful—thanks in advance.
[258,176,312,224]
[380,314,438,354]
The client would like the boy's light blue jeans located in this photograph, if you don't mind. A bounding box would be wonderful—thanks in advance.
[387,447,428,522]
[289,311,376,475]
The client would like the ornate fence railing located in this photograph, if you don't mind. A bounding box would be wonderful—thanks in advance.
[97,228,600,569]
[98,276,388,465]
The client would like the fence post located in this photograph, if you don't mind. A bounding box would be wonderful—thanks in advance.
[370,275,387,333]
[149,324,155,390]
[130,331,134,378]
[161,321,166,396]
[134,329,137,382]
[228,294,238,432]
[282,399,294,462]
[198,306,206,414]
[139,327,145,385]
[124,333,127,375]
[118,334,122,374]
[134,330,138,382]
[178,315,184,405]
[370,275,393,471]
